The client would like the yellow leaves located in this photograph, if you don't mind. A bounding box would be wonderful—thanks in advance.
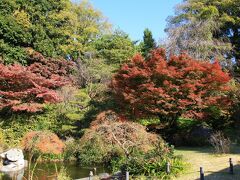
[75,0,111,36]
[190,1,205,10]
[235,17,240,25]
[49,10,78,26]
[13,10,31,29]
[85,26,99,34]
[59,34,83,55]
[47,10,78,38]
[199,6,219,19]
[220,13,236,24]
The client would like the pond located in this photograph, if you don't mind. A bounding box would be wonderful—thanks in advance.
[1,162,110,180]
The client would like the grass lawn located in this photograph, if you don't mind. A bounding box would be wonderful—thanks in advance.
[175,146,240,180]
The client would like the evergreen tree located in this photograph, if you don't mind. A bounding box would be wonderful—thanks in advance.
[141,28,156,57]
[94,30,136,67]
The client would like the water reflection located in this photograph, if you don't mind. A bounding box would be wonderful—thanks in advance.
[1,162,109,179]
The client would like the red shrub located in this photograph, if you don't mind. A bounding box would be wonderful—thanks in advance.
[22,131,65,155]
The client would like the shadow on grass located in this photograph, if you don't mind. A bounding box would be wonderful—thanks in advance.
[175,146,240,180]
[176,146,215,155]
[176,144,240,155]
[198,164,240,180]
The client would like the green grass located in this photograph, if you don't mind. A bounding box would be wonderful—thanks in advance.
[175,146,240,180]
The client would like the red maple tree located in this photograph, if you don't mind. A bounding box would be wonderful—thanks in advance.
[0,52,74,112]
[111,48,232,125]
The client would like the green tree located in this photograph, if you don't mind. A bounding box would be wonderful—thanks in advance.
[61,0,111,60]
[0,0,111,64]
[0,0,74,63]
[141,28,156,57]
[94,30,136,67]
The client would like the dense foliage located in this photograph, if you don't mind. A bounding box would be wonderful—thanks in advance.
[94,30,136,67]
[22,131,65,155]
[0,0,110,64]
[0,0,239,178]
[112,48,232,125]
[0,51,73,112]
[77,117,186,177]
[166,0,240,70]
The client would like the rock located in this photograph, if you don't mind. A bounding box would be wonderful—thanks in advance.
[111,171,123,179]
[0,148,26,173]
[3,169,25,180]
[2,149,24,162]
[98,173,111,180]
[75,176,99,180]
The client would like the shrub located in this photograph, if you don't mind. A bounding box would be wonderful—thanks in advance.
[116,155,187,178]
[78,119,186,177]
[63,137,80,161]
[78,120,161,165]
[209,131,231,154]
[0,115,38,147]
[0,128,4,145]
[22,131,65,155]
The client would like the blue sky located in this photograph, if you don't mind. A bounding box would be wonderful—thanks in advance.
[73,0,182,41]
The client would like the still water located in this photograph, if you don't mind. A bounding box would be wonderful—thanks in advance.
[1,162,109,180]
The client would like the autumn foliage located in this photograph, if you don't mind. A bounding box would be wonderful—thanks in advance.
[0,51,74,112]
[111,48,232,123]
[22,131,65,155]
[27,50,75,80]
[90,110,127,127]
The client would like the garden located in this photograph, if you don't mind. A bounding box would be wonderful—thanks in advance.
[0,0,240,179]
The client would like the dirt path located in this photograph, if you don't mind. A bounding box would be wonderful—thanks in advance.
[175,147,240,180]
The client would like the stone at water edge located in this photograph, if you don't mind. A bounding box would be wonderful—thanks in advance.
[75,173,111,180]
[98,173,111,179]
[1,149,24,162]
[111,171,123,179]
[0,148,27,173]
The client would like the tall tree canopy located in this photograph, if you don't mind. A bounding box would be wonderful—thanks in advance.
[0,0,110,64]
[111,48,232,126]
[166,0,240,68]
[63,0,111,60]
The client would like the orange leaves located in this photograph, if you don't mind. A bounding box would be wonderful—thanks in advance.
[111,48,232,120]
[11,103,43,112]
[132,53,145,65]
[22,131,65,155]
